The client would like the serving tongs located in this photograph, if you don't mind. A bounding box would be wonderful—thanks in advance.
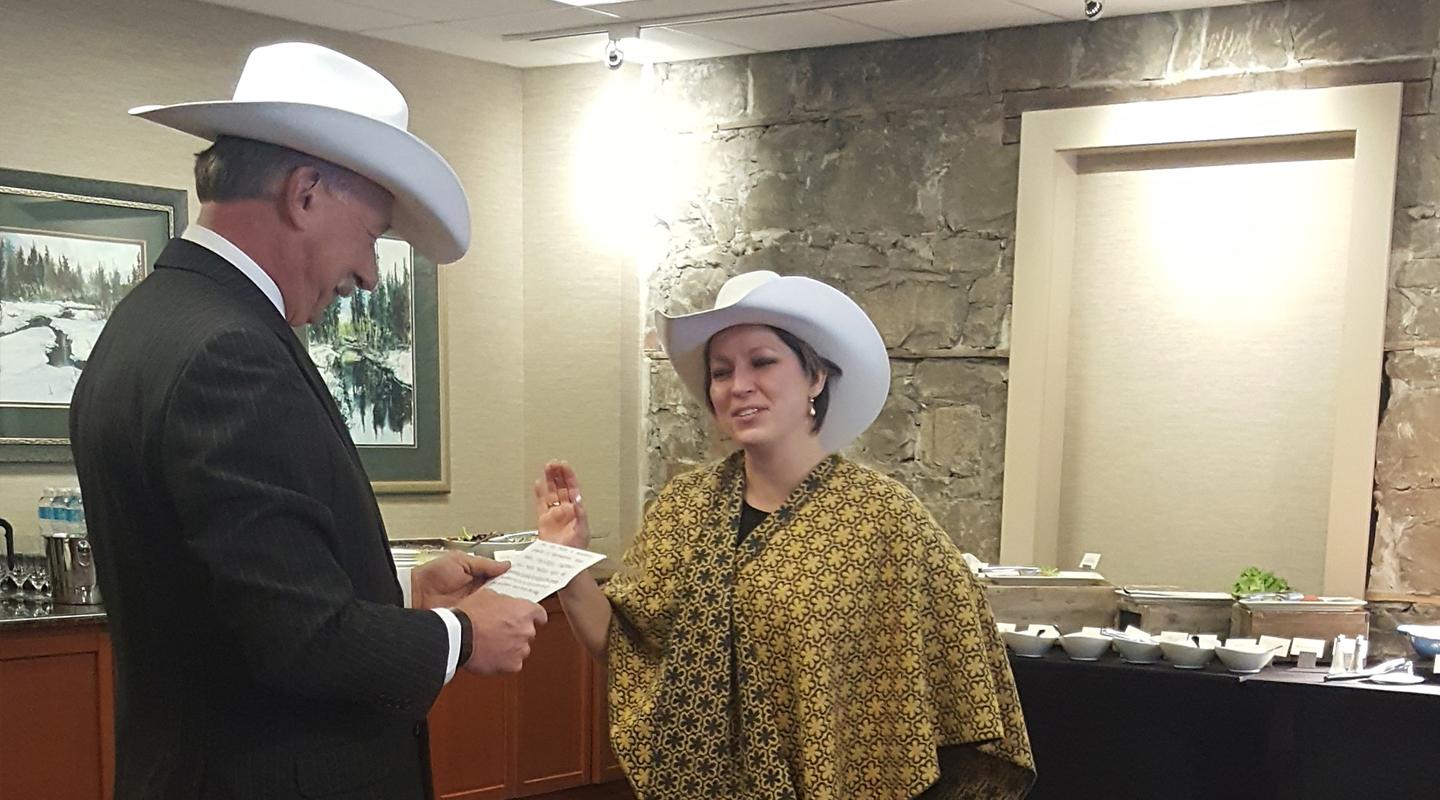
[1322,657,1411,682]
[1100,627,1156,644]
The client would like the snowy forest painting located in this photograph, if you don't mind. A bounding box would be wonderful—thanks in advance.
[0,168,185,463]
[0,229,146,406]
[307,237,417,446]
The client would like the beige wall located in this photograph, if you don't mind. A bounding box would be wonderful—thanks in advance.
[520,64,648,558]
[0,0,533,552]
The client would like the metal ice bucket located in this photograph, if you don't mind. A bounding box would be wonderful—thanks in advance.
[43,533,102,605]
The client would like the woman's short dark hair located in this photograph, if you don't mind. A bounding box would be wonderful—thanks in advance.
[193,136,363,203]
[702,325,843,434]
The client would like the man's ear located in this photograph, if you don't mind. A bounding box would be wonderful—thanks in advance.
[277,166,323,230]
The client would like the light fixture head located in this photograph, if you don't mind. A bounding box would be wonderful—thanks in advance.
[603,25,638,70]
[1083,0,1104,20]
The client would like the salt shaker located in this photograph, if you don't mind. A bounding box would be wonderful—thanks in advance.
[1329,635,1352,674]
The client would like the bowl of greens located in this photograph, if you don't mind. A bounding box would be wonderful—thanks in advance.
[1232,567,1290,596]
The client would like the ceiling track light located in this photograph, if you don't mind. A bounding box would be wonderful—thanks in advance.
[604,25,638,70]
[501,0,896,45]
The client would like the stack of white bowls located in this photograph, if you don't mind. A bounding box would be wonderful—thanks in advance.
[391,547,422,571]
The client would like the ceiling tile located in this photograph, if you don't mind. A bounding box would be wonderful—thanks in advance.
[366,22,583,67]
[200,0,422,31]
[683,9,900,52]
[828,0,1058,36]
[341,0,556,23]
[537,25,755,65]
[529,31,612,60]
[203,0,1274,69]
[600,0,805,19]
[537,29,754,63]
[445,5,620,37]
[1012,0,1249,22]
[625,25,758,61]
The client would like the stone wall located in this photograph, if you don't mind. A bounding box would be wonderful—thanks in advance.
[640,0,1440,649]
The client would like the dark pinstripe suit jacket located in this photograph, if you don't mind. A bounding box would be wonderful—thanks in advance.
[71,239,449,800]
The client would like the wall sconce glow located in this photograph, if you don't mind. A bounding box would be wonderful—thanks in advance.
[570,68,702,272]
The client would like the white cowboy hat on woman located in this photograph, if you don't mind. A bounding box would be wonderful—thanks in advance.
[658,270,891,453]
[130,41,470,264]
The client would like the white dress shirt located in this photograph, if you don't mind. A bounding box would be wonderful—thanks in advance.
[180,224,463,683]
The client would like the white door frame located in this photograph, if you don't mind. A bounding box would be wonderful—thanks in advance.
[1000,84,1403,597]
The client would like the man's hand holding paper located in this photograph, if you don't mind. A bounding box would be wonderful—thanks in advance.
[483,540,605,603]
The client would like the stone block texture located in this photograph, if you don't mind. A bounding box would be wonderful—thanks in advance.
[640,0,1440,630]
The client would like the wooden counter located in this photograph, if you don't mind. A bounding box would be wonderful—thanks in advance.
[0,597,622,800]
[0,612,114,800]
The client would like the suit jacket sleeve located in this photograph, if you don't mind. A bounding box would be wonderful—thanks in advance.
[160,326,448,718]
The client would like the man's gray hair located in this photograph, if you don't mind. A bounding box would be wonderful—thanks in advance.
[194,136,364,202]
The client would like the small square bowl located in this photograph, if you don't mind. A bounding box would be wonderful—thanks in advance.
[1059,632,1110,661]
[1113,638,1163,664]
[1002,629,1059,658]
[1160,640,1216,669]
[1215,641,1275,674]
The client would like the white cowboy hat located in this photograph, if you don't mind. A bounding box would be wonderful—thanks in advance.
[130,42,470,264]
[657,270,891,453]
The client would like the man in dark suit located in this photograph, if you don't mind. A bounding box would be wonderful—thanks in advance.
[69,42,547,799]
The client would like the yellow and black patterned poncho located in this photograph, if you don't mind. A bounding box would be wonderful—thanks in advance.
[603,452,1035,800]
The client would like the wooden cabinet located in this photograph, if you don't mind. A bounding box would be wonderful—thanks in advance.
[0,602,621,800]
[429,596,623,799]
[0,622,114,800]
[589,663,623,785]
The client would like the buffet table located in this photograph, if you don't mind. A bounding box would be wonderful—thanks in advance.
[1009,650,1439,799]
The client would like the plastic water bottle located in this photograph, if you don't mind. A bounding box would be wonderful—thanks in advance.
[36,488,55,536]
[59,489,81,536]
[73,492,86,537]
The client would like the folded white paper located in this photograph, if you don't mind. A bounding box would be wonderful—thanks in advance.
[482,540,605,603]
[1258,635,1292,655]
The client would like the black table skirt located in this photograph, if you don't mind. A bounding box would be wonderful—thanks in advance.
[1008,651,1438,800]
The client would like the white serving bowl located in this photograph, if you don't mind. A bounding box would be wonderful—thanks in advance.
[1215,642,1275,674]
[1113,638,1163,664]
[1002,629,1059,658]
[1159,641,1216,669]
[1059,632,1111,661]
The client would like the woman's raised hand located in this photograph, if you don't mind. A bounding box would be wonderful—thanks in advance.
[533,460,590,550]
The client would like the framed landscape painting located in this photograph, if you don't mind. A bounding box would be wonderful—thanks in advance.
[0,168,186,462]
[305,236,447,493]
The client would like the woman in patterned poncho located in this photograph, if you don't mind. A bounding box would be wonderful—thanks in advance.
[534,271,1035,800]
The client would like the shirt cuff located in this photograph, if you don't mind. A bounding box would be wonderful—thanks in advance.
[433,607,462,684]
[397,565,414,608]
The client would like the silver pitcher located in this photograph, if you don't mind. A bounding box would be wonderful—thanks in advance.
[43,533,101,605]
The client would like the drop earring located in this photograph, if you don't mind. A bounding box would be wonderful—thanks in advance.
[808,396,817,417]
